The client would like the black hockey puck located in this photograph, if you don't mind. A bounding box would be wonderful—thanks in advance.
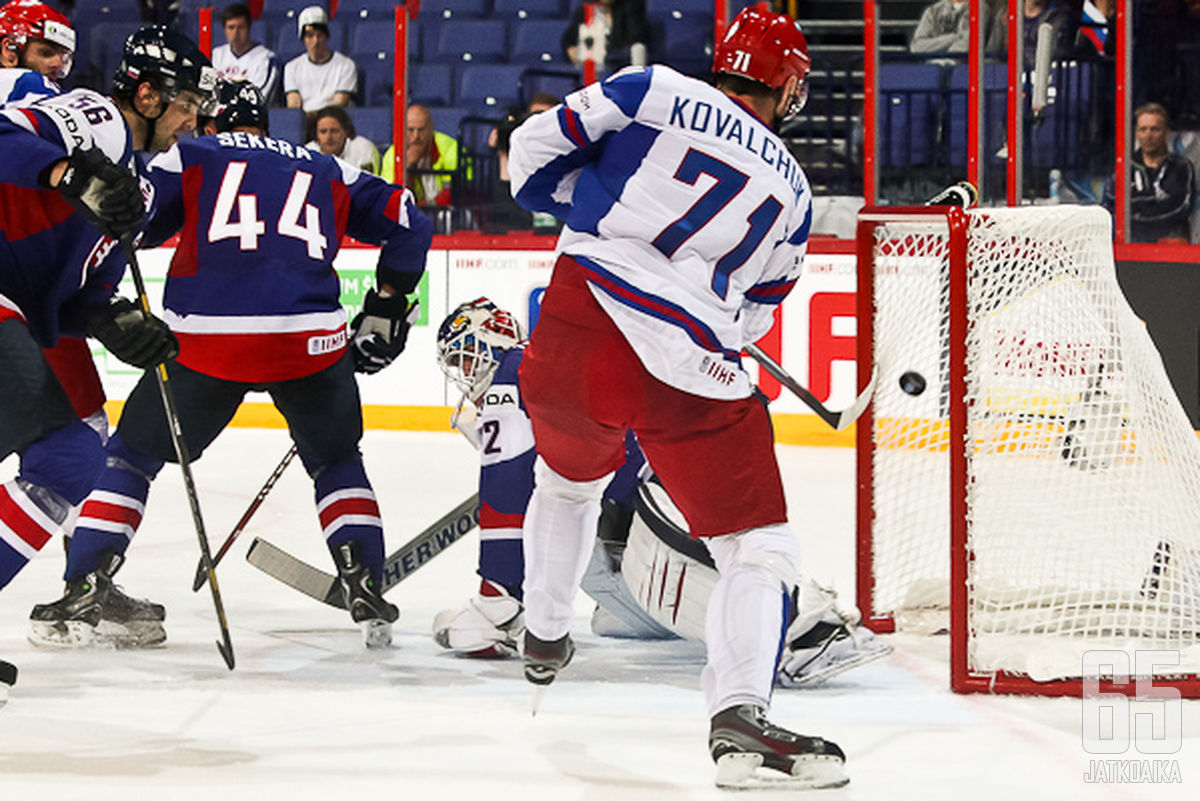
[899,371,926,396]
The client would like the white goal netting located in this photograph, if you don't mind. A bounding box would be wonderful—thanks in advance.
[861,205,1200,685]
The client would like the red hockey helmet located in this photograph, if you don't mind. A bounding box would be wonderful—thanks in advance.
[0,0,75,77]
[712,3,810,118]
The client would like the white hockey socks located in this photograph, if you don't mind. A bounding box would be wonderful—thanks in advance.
[701,524,802,717]
[522,457,612,640]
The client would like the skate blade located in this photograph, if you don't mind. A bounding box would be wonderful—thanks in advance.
[530,683,548,717]
[28,620,99,649]
[28,620,166,650]
[714,753,849,791]
[361,619,394,649]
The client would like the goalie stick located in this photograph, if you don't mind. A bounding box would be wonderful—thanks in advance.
[746,343,878,431]
[246,493,480,607]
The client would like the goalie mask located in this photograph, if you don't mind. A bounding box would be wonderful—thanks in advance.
[436,298,525,402]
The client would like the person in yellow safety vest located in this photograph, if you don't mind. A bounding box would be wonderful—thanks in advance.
[381,104,459,206]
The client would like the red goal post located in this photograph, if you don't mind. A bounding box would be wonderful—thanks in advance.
[854,205,1200,697]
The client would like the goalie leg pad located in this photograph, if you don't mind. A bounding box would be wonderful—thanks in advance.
[581,539,680,640]
[617,509,717,641]
[778,579,892,687]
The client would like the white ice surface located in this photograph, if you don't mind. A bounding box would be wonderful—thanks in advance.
[1,429,1197,799]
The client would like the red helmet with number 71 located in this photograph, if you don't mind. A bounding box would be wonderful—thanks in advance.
[712,3,810,119]
[0,0,75,78]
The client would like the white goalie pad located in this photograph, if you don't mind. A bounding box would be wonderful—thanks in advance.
[619,482,719,642]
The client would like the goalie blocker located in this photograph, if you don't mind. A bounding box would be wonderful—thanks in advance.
[581,480,892,687]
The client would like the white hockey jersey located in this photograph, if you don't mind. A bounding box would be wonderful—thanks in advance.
[508,65,812,399]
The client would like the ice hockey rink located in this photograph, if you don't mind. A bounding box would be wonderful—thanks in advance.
[1,428,1196,800]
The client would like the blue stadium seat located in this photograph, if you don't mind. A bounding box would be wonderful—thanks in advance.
[458,64,526,112]
[422,0,492,19]
[359,57,395,106]
[646,0,716,18]
[340,0,403,21]
[1027,62,1096,170]
[947,63,1008,168]
[429,106,473,140]
[432,20,509,64]
[410,63,455,107]
[268,108,305,146]
[349,20,396,57]
[656,12,712,76]
[492,0,566,19]
[88,20,144,86]
[346,106,393,148]
[410,19,445,63]
[521,69,579,104]
[879,63,943,168]
[511,19,568,66]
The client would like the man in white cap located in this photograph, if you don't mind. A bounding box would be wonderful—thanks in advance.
[283,4,356,132]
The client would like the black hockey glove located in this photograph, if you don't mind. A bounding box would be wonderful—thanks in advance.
[349,290,419,374]
[56,147,146,241]
[86,297,179,369]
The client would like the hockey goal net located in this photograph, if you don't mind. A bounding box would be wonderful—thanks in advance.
[855,205,1200,696]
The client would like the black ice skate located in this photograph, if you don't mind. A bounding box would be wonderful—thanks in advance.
[0,659,16,708]
[29,552,166,649]
[335,542,398,649]
[708,704,848,790]
[523,631,575,715]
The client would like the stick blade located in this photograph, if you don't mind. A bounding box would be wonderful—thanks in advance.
[192,559,209,592]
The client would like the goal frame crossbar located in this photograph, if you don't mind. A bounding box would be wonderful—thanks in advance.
[854,206,1200,698]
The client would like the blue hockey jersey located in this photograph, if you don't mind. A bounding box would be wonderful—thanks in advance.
[144,132,433,382]
[0,88,140,347]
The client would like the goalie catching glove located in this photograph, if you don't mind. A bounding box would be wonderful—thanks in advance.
[86,297,179,369]
[56,147,146,242]
[349,290,418,374]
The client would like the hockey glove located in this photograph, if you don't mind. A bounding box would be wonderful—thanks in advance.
[350,291,419,374]
[86,297,179,369]
[56,147,146,241]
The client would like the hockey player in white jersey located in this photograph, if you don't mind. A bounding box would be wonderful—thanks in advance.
[508,4,848,788]
[435,297,890,687]
[0,0,74,103]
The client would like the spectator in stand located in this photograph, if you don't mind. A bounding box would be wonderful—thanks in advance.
[283,5,356,136]
[1102,102,1196,242]
[989,0,1077,65]
[562,0,650,74]
[1074,0,1114,57]
[381,104,458,207]
[482,93,561,233]
[211,3,280,104]
[910,0,1006,54]
[305,105,380,174]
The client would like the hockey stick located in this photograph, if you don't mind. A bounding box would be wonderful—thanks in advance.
[192,445,297,592]
[124,239,235,670]
[746,343,878,431]
[246,493,480,607]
